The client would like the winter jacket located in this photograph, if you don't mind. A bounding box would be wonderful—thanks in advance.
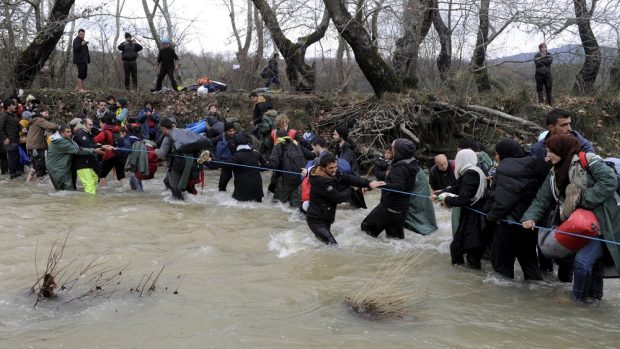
[72,128,100,171]
[379,140,419,213]
[136,108,160,140]
[124,139,149,176]
[307,167,370,223]
[26,115,58,150]
[205,112,225,137]
[93,125,120,161]
[268,58,278,76]
[157,47,179,70]
[72,36,90,64]
[118,41,143,61]
[486,155,547,222]
[522,153,620,273]
[429,161,457,191]
[534,52,553,76]
[230,148,266,202]
[0,111,21,144]
[335,140,360,175]
[46,133,96,190]
[530,130,594,172]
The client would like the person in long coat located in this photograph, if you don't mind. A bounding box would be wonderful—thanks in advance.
[230,133,267,202]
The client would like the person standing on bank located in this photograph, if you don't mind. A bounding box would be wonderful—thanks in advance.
[534,43,553,105]
[72,29,90,93]
[118,32,143,91]
[264,53,281,89]
[154,38,179,92]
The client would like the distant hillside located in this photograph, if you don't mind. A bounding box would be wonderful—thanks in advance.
[491,44,618,64]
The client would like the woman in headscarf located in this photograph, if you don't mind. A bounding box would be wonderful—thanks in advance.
[522,134,620,302]
[486,140,546,280]
[435,149,488,269]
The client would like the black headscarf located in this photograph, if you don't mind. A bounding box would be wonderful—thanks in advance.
[495,139,526,161]
[392,138,416,163]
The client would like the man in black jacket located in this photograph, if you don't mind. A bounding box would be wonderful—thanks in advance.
[0,99,22,179]
[72,29,90,93]
[362,139,419,239]
[118,32,143,91]
[73,118,101,194]
[534,43,553,105]
[307,152,383,244]
[154,38,179,91]
[429,154,456,191]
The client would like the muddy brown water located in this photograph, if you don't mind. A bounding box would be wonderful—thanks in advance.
[1,171,619,348]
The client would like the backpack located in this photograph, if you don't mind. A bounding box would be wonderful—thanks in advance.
[170,128,211,153]
[578,152,620,196]
[281,141,305,181]
[260,66,272,79]
[214,134,233,161]
[122,43,138,61]
[136,144,158,180]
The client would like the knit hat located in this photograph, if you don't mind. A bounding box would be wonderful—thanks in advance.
[335,126,349,141]
[162,38,170,44]
[233,133,250,145]
[458,137,480,152]
[118,97,128,108]
[125,32,132,39]
[224,122,236,131]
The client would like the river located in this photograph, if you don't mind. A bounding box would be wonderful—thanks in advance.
[1,171,619,348]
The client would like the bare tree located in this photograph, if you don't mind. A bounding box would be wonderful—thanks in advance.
[12,0,75,88]
[324,0,403,97]
[431,0,453,82]
[251,0,330,91]
[227,0,254,84]
[572,0,601,94]
[393,0,433,89]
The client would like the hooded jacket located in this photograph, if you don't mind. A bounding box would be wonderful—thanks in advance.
[486,155,547,222]
[26,115,58,150]
[379,139,419,212]
[46,133,96,190]
[307,167,371,223]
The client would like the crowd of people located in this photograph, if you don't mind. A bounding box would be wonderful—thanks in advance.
[2,88,620,305]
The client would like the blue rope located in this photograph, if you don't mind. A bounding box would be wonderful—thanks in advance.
[123,147,620,247]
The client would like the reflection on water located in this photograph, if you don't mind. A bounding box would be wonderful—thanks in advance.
[1,172,620,348]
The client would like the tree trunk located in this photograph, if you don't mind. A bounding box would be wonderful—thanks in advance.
[472,0,491,92]
[57,6,75,88]
[431,0,452,82]
[573,0,601,94]
[252,0,329,92]
[324,0,403,98]
[393,0,433,89]
[142,0,162,48]
[610,37,620,92]
[12,0,76,89]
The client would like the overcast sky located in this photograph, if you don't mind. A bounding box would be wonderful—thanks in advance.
[74,0,605,60]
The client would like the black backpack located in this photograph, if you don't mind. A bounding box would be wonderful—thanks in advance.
[281,141,305,181]
[122,44,138,61]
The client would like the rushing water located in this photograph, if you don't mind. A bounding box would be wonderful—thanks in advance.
[1,171,620,348]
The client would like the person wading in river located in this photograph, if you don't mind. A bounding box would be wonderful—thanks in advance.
[307,152,384,245]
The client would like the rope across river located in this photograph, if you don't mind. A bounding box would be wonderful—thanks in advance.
[120,147,620,248]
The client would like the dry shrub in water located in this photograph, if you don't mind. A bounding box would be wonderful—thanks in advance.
[31,232,128,307]
[345,252,429,320]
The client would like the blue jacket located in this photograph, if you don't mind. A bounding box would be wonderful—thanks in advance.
[136,108,160,140]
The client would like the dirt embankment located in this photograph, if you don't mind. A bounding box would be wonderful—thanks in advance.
[29,89,620,164]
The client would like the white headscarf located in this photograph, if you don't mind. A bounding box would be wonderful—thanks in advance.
[454,149,487,204]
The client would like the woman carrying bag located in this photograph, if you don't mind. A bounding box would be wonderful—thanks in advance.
[522,134,620,303]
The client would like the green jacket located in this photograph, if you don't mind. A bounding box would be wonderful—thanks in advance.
[522,154,620,273]
[46,133,95,190]
[405,170,438,235]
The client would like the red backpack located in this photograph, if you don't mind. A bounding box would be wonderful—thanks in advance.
[301,176,311,202]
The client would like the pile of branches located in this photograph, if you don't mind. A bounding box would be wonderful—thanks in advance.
[313,96,544,167]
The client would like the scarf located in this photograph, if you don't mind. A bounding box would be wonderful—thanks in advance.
[455,149,487,205]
